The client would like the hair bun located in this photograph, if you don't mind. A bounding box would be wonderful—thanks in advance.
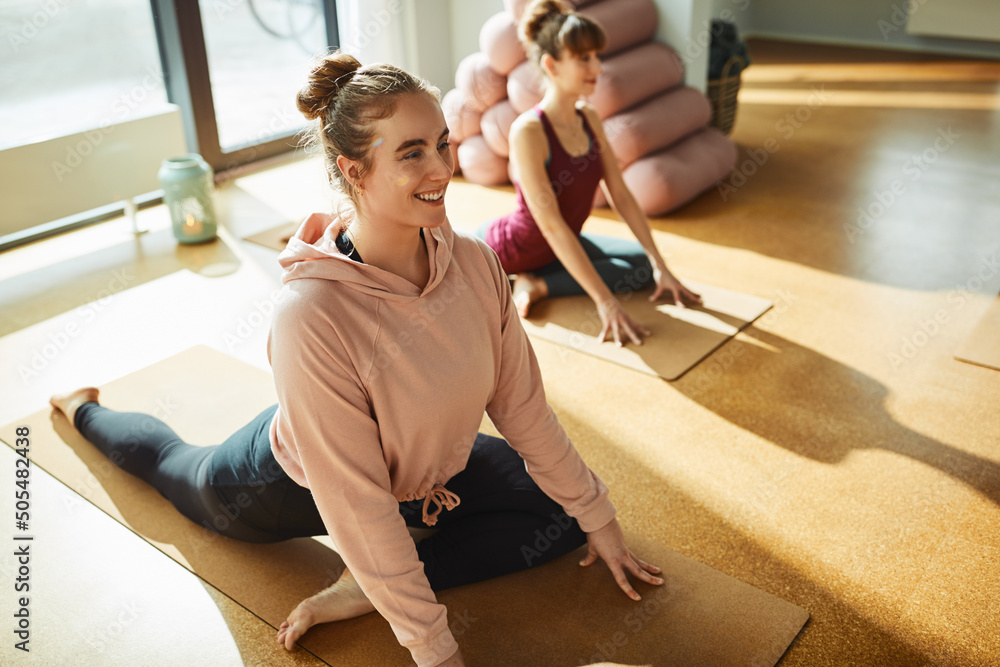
[520,0,569,46]
[297,52,363,121]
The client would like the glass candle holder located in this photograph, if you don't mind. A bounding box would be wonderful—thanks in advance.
[159,154,218,244]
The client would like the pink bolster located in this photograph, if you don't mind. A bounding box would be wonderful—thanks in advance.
[456,52,508,113]
[587,42,686,119]
[602,86,712,169]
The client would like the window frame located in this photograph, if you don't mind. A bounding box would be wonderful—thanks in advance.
[151,0,340,174]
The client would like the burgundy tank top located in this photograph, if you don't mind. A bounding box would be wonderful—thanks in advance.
[484,105,604,274]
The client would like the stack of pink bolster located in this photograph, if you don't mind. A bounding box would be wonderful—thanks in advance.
[444,0,738,216]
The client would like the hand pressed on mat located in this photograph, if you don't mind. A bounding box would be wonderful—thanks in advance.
[597,298,651,347]
[595,266,702,348]
[650,266,703,308]
[580,517,664,601]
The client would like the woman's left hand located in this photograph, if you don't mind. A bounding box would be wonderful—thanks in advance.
[579,518,664,601]
[649,267,703,307]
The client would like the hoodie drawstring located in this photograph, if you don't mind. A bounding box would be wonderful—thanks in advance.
[421,484,461,526]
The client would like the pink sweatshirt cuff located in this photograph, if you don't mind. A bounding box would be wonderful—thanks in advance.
[572,494,617,534]
[408,627,460,667]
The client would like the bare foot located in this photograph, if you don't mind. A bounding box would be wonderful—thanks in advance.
[277,567,375,650]
[512,273,548,318]
[49,387,100,427]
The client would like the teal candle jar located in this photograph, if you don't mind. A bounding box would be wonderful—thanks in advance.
[159,154,218,244]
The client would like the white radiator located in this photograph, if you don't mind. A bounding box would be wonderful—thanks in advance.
[906,0,1000,42]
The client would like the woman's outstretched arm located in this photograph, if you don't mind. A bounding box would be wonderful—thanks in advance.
[582,104,703,308]
[479,241,663,600]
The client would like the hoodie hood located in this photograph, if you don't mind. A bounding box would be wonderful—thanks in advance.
[277,210,456,302]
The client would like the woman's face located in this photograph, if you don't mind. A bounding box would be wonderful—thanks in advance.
[357,92,454,231]
[546,48,601,96]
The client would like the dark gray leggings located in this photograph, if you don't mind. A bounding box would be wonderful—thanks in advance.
[74,402,587,590]
[475,225,655,297]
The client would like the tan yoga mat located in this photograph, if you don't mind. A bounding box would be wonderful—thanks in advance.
[0,346,807,666]
[955,293,1000,371]
[243,221,301,252]
[521,280,773,380]
[217,183,298,252]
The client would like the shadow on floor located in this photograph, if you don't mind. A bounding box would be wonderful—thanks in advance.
[544,406,935,667]
[671,327,999,506]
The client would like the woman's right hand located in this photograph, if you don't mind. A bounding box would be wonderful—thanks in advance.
[596,297,650,347]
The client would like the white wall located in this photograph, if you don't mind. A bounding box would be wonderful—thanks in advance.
[402,0,455,93]
[653,0,713,91]
[448,0,504,92]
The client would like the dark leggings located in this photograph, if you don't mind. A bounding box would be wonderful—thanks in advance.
[476,225,654,298]
[74,402,587,591]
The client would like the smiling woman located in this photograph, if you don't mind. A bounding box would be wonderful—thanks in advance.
[50,51,664,667]
[295,53,454,286]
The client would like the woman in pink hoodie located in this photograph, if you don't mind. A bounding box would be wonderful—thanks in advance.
[50,52,662,667]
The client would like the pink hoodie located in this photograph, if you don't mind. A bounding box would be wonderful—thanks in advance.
[266,211,616,665]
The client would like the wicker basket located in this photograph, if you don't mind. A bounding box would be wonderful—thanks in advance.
[707,55,746,135]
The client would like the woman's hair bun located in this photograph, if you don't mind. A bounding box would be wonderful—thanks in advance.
[520,0,570,45]
[297,52,363,121]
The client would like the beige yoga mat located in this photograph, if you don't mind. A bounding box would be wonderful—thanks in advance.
[0,346,807,666]
[217,183,298,252]
[955,293,1000,371]
[243,221,301,252]
[521,280,773,380]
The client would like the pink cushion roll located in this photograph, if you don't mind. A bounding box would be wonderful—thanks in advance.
[455,52,507,113]
[481,100,520,158]
[457,135,510,186]
[506,0,602,22]
[587,42,685,119]
[578,0,657,57]
[507,60,545,114]
[602,86,712,169]
[622,128,737,216]
[442,88,484,144]
[480,12,526,76]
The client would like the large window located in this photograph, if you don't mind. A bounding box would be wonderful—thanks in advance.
[0,0,338,248]
[155,0,339,172]
[201,0,330,152]
[0,0,168,150]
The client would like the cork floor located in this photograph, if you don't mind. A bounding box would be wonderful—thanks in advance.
[2,38,999,665]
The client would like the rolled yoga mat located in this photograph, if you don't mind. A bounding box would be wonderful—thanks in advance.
[520,280,773,381]
[1,345,807,666]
